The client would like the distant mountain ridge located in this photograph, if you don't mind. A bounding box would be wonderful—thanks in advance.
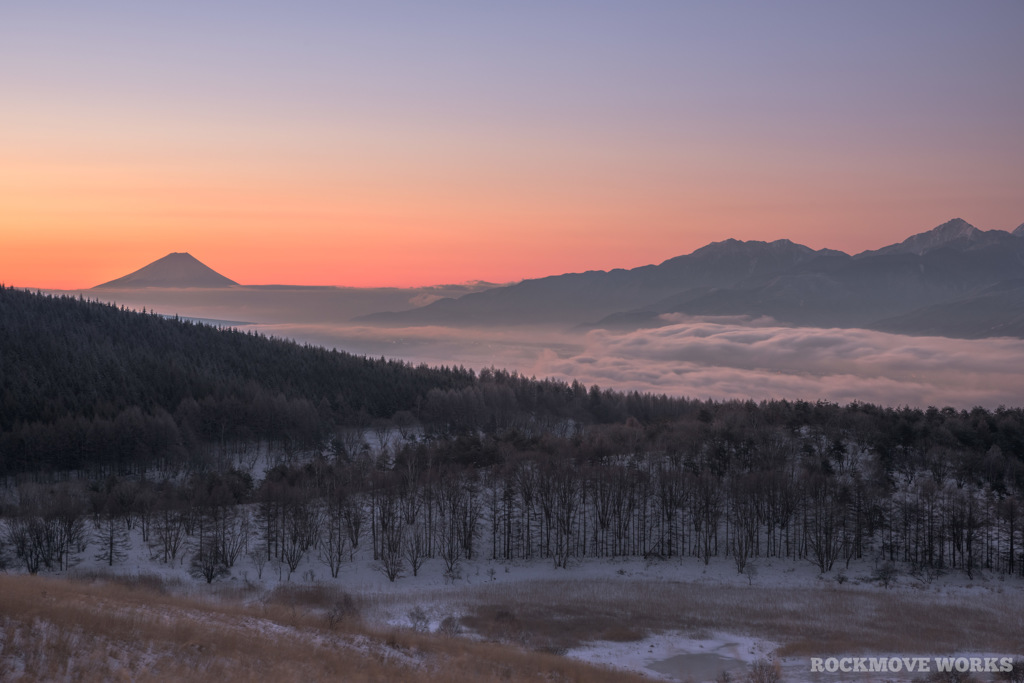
[357,218,1024,339]
[94,252,238,289]
[97,219,1024,339]
[856,218,1016,257]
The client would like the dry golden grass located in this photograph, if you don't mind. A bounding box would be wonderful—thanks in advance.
[3,570,1020,682]
[0,573,648,683]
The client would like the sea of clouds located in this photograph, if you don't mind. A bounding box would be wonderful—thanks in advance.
[245,316,1024,409]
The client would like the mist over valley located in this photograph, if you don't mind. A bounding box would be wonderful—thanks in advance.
[60,217,1024,410]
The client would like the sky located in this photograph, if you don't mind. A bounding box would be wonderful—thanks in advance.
[3,1,1024,289]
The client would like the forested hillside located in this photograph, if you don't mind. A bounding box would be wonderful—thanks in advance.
[2,286,1024,580]
[0,286,474,474]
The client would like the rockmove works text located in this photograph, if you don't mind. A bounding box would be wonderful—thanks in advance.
[810,657,1016,674]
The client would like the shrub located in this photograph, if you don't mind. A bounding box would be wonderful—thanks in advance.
[326,592,359,629]
[407,605,430,632]
[748,658,781,683]
[437,615,462,638]
[872,562,898,589]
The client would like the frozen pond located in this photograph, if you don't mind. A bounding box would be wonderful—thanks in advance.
[568,630,773,683]
[649,649,749,682]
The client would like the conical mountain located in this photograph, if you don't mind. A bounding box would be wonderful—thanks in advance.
[94,253,238,289]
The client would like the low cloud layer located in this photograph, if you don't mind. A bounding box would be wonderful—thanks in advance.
[246,319,1024,409]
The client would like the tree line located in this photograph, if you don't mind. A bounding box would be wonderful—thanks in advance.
[2,285,1023,580]
[2,408,1022,581]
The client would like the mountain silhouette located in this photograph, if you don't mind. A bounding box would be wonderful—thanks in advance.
[855,218,1016,257]
[94,253,238,289]
[356,218,1024,338]
[356,238,837,327]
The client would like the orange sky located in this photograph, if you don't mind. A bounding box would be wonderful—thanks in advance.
[2,3,1023,290]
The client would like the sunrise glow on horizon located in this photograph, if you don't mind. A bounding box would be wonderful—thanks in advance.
[3,2,1023,290]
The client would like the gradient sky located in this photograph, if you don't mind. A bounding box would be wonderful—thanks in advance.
[3,1,1023,289]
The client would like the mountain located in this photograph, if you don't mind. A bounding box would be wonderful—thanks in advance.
[357,219,1024,338]
[94,252,238,289]
[856,218,1016,257]
[358,239,835,327]
[873,279,1024,339]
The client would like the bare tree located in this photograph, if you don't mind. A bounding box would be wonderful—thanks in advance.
[320,498,349,579]
[403,522,428,577]
[93,514,129,567]
[152,505,186,564]
[552,462,580,569]
[281,511,309,576]
[806,474,846,573]
[343,496,364,551]
[190,545,230,584]
[693,472,723,565]
[392,410,419,443]
[437,505,462,581]
[248,544,270,580]
[372,418,394,457]
[216,506,248,569]
[729,474,759,575]
[7,517,45,573]
[378,515,405,582]
[46,485,89,570]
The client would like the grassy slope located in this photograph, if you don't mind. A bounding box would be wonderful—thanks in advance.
[0,573,647,682]
[2,567,1021,682]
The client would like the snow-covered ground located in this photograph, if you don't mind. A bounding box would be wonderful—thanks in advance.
[11,514,1014,683]
[569,630,774,682]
